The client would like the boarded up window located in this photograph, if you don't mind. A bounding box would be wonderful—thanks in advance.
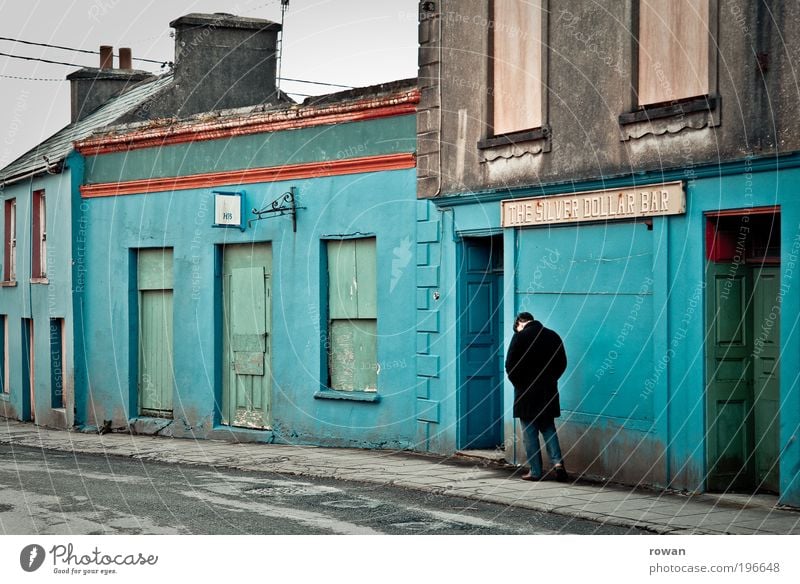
[493,0,543,134]
[31,191,46,279]
[638,0,710,106]
[3,199,16,282]
[327,239,377,391]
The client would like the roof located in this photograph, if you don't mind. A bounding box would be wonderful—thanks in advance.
[0,74,173,186]
[75,78,419,156]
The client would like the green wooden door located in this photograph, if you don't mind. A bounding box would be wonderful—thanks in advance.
[706,262,754,491]
[138,249,175,417]
[222,243,272,428]
[752,266,780,492]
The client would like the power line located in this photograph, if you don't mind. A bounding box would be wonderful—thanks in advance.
[278,77,352,89]
[0,36,168,66]
[0,73,63,82]
[0,51,85,68]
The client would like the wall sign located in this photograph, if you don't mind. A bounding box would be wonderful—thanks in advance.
[213,190,245,231]
[501,181,685,228]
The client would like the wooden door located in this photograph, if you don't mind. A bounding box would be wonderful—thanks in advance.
[706,262,754,491]
[222,243,272,429]
[138,249,175,417]
[752,266,780,492]
[458,237,503,449]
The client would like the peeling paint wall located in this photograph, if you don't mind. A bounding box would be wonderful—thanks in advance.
[76,114,420,451]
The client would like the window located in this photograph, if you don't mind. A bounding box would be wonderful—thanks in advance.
[638,0,710,106]
[32,190,46,279]
[492,0,543,135]
[3,199,16,282]
[327,238,377,392]
[0,315,6,394]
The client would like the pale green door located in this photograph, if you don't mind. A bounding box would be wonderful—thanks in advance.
[222,243,272,429]
[752,265,780,492]
[706,262,754,491]
[138,249,175,417]
[706,262,781,493]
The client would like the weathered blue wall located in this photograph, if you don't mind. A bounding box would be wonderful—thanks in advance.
[421,156,800,505]
[0,169,76,429]
[77,118,419,449]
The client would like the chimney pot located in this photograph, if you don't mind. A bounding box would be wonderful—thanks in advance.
[119,48,132,70]
[99,45,113,69]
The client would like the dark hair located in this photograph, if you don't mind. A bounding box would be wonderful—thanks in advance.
[513,312,534,331]
[516,312,534,323]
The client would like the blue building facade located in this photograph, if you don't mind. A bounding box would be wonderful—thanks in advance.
[73,81,422,447]
[415,0,800,506]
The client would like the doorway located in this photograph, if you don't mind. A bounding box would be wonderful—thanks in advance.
[457,235,504,450]
[221,243,272,429]
[705,209,780,493]
[138,249,175,418]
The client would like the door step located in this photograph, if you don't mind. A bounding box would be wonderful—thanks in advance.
[454,448,508,466]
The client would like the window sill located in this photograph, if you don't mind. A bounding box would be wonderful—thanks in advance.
[30,278,49,285]
[619,95,718,125]
[478,127,549,150]
[618,95,720,141]
[0,281,17,287]
[314,389,381,403]
[478,127,551,162]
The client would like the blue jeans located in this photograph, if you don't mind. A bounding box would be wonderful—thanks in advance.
[521,418,563,478]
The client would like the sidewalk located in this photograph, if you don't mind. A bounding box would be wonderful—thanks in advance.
[1,419,798,535]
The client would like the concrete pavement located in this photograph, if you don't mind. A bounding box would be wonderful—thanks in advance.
[1,419,798,535]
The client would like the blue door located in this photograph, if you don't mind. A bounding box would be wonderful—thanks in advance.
[458,236,503,449]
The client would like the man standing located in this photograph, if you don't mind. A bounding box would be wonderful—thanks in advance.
[505,312,569,482]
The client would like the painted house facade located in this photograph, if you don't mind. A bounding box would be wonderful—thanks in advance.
[0,53,167,429]
[73,80,419,446]
[415,0,800,506]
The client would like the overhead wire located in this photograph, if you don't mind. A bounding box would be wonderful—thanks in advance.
[0,36,168,66]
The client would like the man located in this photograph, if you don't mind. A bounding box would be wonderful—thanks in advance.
[505,312,568,482]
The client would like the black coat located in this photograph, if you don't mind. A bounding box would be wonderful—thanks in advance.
[505,320,567,423]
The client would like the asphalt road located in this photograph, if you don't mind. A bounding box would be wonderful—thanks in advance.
[0,444,647,535]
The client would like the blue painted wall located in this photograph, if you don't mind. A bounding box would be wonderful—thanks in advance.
[0,169,76,429]
[420,157,800,505]
[77,118,419,450]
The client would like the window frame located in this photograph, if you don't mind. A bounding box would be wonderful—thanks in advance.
[480,0,550,148]
[3,199,17,283]
[622,0,719,124]
[31,190,47,281]
[322,236,379,395]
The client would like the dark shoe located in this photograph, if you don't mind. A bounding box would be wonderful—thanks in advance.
[553,465,568,482]
[521,472,542,481]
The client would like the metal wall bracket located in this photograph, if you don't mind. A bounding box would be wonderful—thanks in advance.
[249,187,305,232]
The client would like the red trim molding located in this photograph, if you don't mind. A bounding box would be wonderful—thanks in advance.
[704,205,780,218]
[80,152,416,198]
[76,89,420,156]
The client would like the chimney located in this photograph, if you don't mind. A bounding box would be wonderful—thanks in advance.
[66,45,155,122]
[119,48,133,70]
[99,45,113,69]
[169,13,282,116]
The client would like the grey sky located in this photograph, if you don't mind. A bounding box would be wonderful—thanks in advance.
[0,0,419,166]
